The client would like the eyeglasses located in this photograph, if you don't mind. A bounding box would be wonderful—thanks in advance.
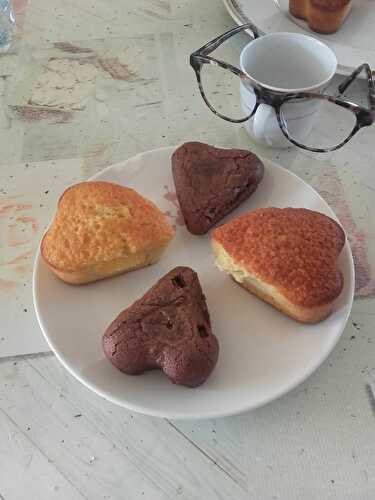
[190,23,375,153]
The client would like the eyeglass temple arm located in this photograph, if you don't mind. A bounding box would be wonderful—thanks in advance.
[197,23,259,56]
[338,63,375,111]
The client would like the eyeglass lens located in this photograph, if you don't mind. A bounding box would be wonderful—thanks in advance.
[280,98,357,150]
[199,30,255,121]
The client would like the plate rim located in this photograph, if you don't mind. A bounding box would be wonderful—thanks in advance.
[222,0,367,77]
[33,145,355,420]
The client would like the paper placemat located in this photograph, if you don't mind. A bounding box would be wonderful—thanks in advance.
[0,158,82,357]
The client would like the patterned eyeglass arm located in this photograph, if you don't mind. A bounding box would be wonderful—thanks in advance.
[197,23,259,56]
[338,63,375,111]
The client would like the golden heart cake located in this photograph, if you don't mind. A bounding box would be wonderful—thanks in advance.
[211,207,346,323]
[41,181,174,284]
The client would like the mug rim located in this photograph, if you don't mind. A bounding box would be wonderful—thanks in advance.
[240,32,338,94]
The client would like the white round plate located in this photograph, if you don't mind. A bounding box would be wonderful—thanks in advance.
[223,0,375,76]
[33,146,354,420]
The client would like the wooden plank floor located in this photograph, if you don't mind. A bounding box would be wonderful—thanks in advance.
[1,309,375,500]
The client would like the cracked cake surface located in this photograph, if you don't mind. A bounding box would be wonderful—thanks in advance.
[172,142,264,235]
[41,181,174,284]
[102,266,219,387]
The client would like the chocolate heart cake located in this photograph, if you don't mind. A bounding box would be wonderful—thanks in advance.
[172,142,264,235]
[102,266,219,387]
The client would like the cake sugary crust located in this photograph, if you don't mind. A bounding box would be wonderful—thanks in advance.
[41,181,174,283]
[212,208,345,308]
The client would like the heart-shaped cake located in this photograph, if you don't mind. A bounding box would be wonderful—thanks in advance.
[172,142,264,235]
[41,181,174,284]
[102,266,219,387]
[212,208,346,323]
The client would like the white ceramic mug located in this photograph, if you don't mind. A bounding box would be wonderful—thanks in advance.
[240,32,337,148]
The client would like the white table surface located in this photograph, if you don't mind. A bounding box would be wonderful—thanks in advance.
[0,0,375,498]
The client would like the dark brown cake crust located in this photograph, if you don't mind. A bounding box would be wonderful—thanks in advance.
[102,266,219,387]
[172,142,264,235]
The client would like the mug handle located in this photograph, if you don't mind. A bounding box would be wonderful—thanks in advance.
[253,103,278,146]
